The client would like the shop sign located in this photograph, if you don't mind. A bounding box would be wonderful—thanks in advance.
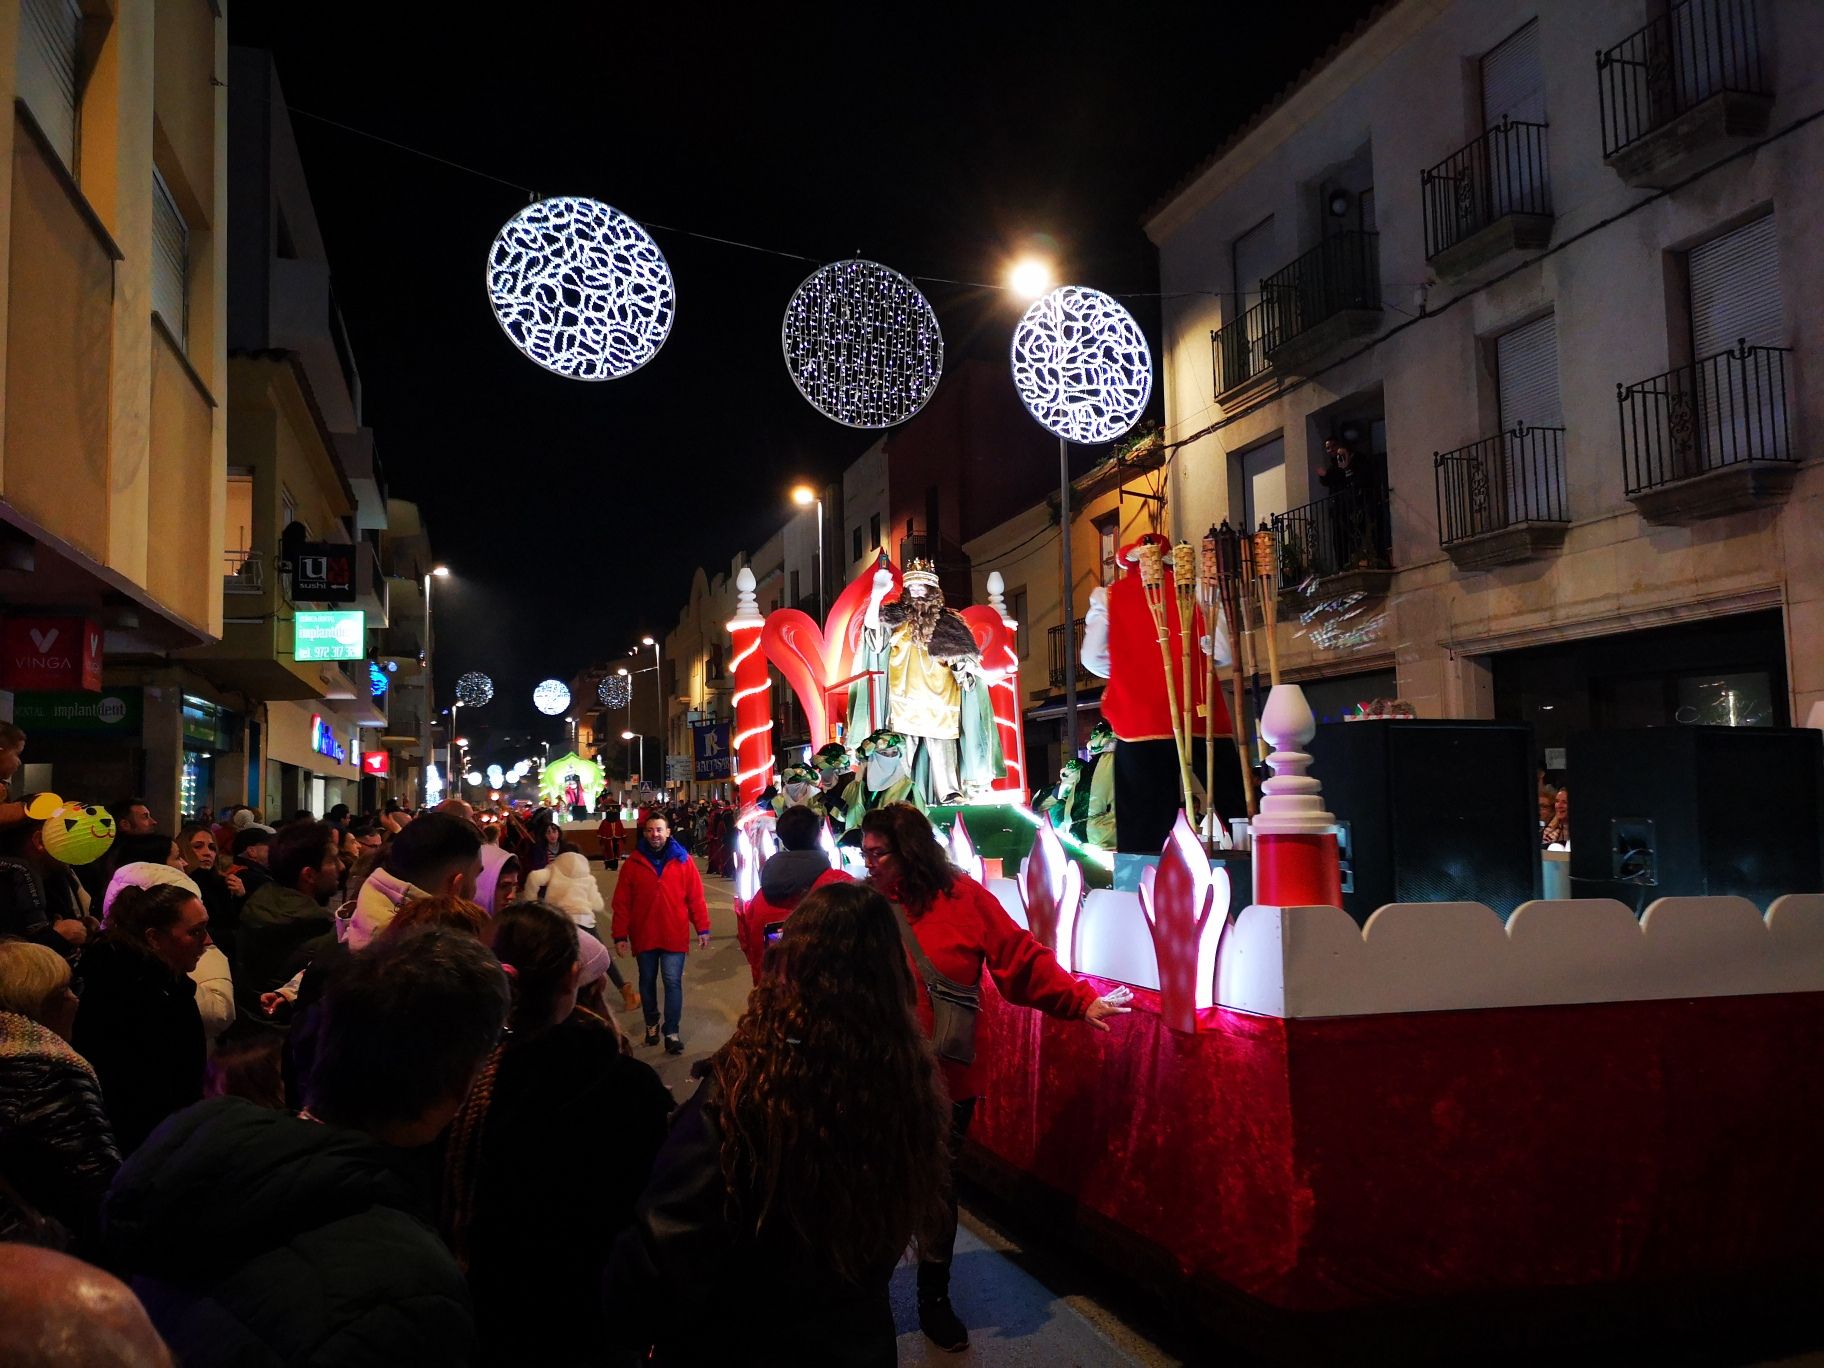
[12,687,142,737]
[1,617,103,692]
[361,750,391,776]
[665,754,691,782]
[181,695,232,751]
[282,523,357,603]
[310,714,349,765]
[692,721,731,779]
[294,611,366,662]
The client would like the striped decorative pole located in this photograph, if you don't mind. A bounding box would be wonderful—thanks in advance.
[985,572,1029,801]
[726,566,774,808]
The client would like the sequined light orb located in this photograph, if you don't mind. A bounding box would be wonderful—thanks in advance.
[533,678,572,716]
[598,674,632,709]
[781,259,944,428]
[486,196,676,381]
[455,671,494,708]
[1010,285,1153,444]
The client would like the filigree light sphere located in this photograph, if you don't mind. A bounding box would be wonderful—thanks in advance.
[455,671,494,708]
[781,259,944,428]
[533,679,572,716]
[486,196,676,381]
[598,674,632,708]
[1010,285,1153,444]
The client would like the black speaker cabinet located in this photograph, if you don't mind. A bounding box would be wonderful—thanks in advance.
[1307,719,1538,925]
[1567,727,1824,911]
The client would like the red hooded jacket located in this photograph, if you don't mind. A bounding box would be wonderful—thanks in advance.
[1101,536,1232,744]
[611,840,709,954]
[736,862,852,983]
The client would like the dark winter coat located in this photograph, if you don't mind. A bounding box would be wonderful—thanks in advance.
[605,1077,897,1368]
[104,1096,478,1368]
[0,1011,121,1254]
[466,1013,671,1365]
[236,882,336,1011]
[70,938,204,1156]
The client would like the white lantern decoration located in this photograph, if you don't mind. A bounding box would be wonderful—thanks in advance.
[533,678,572,716]
[486,196,676,381]
[455,671,494,708]
[1009,285,1152,444]
[486,764,505,789]
[599,674,632,709]
[781,259,944,428]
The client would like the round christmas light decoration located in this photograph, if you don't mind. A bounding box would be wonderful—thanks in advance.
[455,671,494,708]
[1010,285,1153,444]
[533,678,572,716]
[486,196,676,381]
[598,674,632,709]
[486,764,505,789]
[781,259,943,428]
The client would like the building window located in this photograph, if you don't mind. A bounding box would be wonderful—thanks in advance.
[1094,516,1119,585]
[852,524,863,561]
[1009,587,1029,659]
[225,470,255,581]
[1687,213,1782,358]
[870,512,882,550]
[1495,313,1562,431]
[789,569,800,605]
[18,0,84,173]
[152,169,189,347]
[1236,436,1287,530]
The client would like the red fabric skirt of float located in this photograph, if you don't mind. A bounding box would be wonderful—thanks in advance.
[968,977,1824,1311]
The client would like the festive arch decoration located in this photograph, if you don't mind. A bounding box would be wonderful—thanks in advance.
[533,678,572,716]
[486,196,676,381]
[537,751,604,804]
[455,671,494,707]
[781,259,944,428]
[598,674,632,709]
[1010,284,1152,443]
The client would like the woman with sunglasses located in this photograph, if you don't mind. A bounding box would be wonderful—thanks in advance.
[857,803,1129,1351]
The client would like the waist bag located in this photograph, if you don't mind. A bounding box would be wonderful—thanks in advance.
[893,903,982,1065]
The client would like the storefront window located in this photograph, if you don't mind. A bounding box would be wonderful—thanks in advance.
[182,752,214,825]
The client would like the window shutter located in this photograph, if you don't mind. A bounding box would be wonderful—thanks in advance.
[152,170,188,344]
[1689,214,1782,358]
[1481,18,1545,127]
[1497,314,1561,432]
[1240,437,1287,529]
[18,0,84,168]
[1231,216,1276,307]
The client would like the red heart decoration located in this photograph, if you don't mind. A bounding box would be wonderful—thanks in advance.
[761,561,900,746]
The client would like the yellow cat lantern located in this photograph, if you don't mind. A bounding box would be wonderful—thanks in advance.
[25,793,117,866]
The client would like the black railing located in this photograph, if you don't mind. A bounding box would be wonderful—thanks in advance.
[1271,484,1392,585]
[1421,120,1552,259]
[1619,342,1792,494]
[1434,424,1568,546]
[1261,231,1381,355]
[1597,0,1768,159]
[1047,618,1095,690]
[1211,300,1271,395]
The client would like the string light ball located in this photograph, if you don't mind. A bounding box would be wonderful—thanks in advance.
[599,674,632,709]
[455,671,494,708]
[533,678,572,716]
[1010,285,1153,444]
[486,196,676,381]
[781,259,944,428]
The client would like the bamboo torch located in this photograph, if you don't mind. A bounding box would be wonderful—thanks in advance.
[1251,521,1282,686]
[1138,540,1194,818]
[1171,541,1200,821]
[1213,523,1257,818]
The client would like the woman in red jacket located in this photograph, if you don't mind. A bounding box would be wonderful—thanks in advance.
[611,815,710,1055]
[858,803,1128,1352]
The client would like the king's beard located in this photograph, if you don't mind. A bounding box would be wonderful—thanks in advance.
[905,590,944,645]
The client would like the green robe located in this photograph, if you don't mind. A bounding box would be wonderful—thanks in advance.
[1086,750,1116,849]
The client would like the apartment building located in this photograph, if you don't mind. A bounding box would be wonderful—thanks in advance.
[1146,0,1821,765]
[0,0,229,818]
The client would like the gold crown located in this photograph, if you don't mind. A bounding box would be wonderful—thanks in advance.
[903,557,940,588]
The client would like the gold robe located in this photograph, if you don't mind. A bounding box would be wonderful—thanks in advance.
[887,626,961,740]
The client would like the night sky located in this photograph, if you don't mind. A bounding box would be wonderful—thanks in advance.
[234,4,1379,759]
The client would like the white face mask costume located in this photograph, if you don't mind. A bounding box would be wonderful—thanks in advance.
[784,778,816,804]
[867,748,905,792]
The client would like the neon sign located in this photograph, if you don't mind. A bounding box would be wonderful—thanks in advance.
[310,714,348,764]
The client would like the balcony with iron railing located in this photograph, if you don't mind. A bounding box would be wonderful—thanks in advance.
[1211,299,1272,399]
[1620,341,1796,523]
[1597,0,1771,187]
[1270,483,1394,597]
[1420,119,1552,278]
[1435,424,1569,570]
[1047,618,1098,692]
[1260,230,1382,372]
[224,548,264,595]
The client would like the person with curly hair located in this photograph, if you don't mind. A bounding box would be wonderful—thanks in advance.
[859,802,1130,1350]
[607,880,951,1366]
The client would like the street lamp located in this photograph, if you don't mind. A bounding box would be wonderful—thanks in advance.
[620,729,645,784]
[421,565,451,806]
[641,636,664,793]
[791,483,824,624]
[1008,257,1054,300]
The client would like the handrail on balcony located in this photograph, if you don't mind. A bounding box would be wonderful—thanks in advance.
[1434,424,1568,547]
[1270,483,1393,586]
[1211,299,1271,396]
[1261,230,1380,355]
[1618,341,1792,495]
[1421,119,1551,260]
[1597,0,1768,159]
[1047,618,1096,691]
[224,548,263,594]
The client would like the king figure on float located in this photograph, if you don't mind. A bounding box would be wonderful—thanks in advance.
[849,556,1001,806]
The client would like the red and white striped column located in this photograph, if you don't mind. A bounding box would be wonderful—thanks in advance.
[726,566,774,810]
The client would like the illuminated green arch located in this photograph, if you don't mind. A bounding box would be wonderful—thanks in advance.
[538,752,605,804]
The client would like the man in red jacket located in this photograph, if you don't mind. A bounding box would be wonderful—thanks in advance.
[612,814,710,1054]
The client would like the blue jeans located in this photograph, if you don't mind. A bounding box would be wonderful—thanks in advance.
[636,950,686,1037]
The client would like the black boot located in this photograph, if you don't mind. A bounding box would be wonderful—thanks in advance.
[917,1262,968,1352]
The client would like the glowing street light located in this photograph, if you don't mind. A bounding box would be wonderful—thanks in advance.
[791,484,815,507]
[790,483,825,623]
[432,564,450,578]
[1008,257,1054,300]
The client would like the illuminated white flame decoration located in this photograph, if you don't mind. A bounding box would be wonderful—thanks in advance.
[1019,818,1084,968]
[947,815,984,883]
[598,674,632,709]
[818,822,842,871]
[1139,814,1231,1011]
[1010,285,1152,444]
[486,196,676,381]
[781,259,944,428]
[733,825,761,904]
[455,672,494,708]
[532,679,571,716]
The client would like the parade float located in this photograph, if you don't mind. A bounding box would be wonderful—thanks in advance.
[724,549,1824,1358]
